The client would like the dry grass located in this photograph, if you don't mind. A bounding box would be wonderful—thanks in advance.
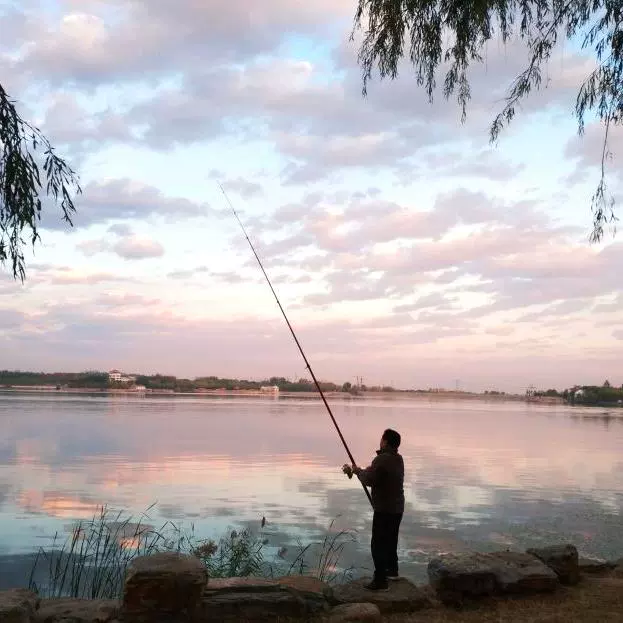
[384,575,623,623]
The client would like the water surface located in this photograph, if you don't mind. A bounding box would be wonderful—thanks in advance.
[1,392,622,586]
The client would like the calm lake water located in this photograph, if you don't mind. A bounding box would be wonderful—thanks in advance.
[1,391,623,587]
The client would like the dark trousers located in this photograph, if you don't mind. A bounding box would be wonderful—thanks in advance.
[371,511,403,582]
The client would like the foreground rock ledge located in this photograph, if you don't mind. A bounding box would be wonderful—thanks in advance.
[3,544,622,622]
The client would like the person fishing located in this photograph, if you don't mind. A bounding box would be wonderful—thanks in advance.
[222,185,403,587]
[343,428,405,591]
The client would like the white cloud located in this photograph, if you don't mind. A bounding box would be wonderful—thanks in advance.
[113,235,164,259]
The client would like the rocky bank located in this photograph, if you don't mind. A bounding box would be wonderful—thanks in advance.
[1,544,622,622]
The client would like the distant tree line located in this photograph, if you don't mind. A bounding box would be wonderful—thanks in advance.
[563,381,623,407]
[0,370,397,394]
[0,370,108,389]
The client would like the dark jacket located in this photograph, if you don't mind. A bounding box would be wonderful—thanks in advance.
[357,447,404,514]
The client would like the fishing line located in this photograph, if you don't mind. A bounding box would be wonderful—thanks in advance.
[219,183,373,507]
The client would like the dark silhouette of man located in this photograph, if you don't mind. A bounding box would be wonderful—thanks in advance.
[343,428,404,591]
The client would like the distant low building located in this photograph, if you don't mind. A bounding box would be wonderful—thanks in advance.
[108,370,136,384]
[260,385,280,394]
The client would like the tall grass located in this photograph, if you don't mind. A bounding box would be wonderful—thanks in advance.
[281,518,357,584]
[28,505,356,600]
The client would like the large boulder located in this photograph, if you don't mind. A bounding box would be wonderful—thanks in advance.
[0,589,40,623]
[122,552,207,622]
[34,599,119,623]
[526,544,580,585]
[328,602,382,622]
[332,577,430,614]
[427,551,559,604]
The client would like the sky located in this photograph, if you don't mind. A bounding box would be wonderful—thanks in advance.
[0,0,621,393]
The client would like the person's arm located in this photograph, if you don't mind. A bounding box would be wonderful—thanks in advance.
[353,456,382,486]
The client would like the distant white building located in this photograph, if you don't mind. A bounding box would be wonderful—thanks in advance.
[108,370,136,384]
[260,385,280,394]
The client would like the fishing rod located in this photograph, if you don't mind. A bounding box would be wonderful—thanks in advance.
[219,184,373,508]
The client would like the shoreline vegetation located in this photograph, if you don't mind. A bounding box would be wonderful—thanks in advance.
[27,505,355,600]
[1,370,622,407]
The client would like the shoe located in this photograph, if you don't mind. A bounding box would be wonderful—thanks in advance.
[387,574,400,581]
[364,580,389,592]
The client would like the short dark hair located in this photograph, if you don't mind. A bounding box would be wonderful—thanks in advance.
[382,428,401,449]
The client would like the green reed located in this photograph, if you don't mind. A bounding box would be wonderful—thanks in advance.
[28,505,356,599]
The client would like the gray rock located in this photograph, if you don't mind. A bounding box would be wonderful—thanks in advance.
[526,544,579,585]
[0,589,40,623]
[428,551,559,604]
[332,577,430,614]
[122,552,207,622]
[328,602,382,622]
[34,599,119,623]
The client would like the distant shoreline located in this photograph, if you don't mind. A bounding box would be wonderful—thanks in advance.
[0,385,563,404]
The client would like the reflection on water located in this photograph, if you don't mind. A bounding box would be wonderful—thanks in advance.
[1,392,623,586]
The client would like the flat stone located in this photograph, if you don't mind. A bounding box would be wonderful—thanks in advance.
[205,578,280,594]
[332,578,430,614]
[198,590,306,621]
[328,602,381,622]
[278,575,333,609]
[578,556,616,575]
[123,552,207,622]
[488,552,559,594]
[0,589,40,623]
[428,551,559,604]
[198,576,334,621]
[278,575,331,596]
[526,544,580,585]
[34,599,120,623]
